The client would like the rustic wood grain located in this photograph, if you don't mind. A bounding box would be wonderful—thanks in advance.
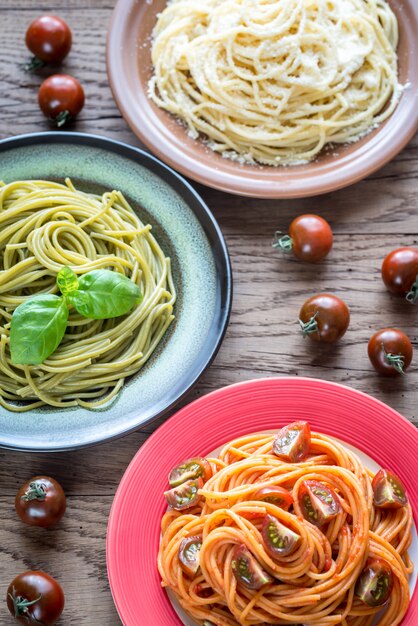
[0,1,418,624]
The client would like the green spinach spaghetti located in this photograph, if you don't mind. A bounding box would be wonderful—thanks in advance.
[0,179,176,411]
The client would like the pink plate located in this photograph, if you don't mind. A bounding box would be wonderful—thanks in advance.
[107,377,418,625]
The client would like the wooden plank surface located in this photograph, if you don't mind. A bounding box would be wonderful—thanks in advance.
[0,1,418,624]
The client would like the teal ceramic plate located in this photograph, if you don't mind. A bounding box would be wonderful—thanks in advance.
[0,132,232,452]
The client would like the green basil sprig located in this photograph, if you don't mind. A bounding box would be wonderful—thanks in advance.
[10,266,142,365]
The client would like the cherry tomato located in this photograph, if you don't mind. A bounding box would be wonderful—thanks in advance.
[38,74,85,127]
[355,558,393,607]
[169,457,212,487]
[298,480,341,527]
[368,328,413,376]
[273,215,333,263]
[15,476,66,528]
[299,294,350,343]
[7,571,64,625]
[273,421,311,463]
[372,469,408,509]
[164,478,203,511]
[231,544,273,590]
[381,247,418,303]
[179,536,202,576]
[261,515,300,559]
[252,486,293,511]
[25,16,72,67]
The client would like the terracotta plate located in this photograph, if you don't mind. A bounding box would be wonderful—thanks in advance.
[107,0,418,199]
[107,377,418,625]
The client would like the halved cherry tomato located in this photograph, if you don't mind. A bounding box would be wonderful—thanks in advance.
[231,544,273,589]
[261,514,301,559]
[299,294,350,343]
[355,558,393,607]
[25,16,72,67]
[273,421,311,463]
[372,469,408,509]
[38,74,85,127]
[381,247,418,303]
[273,215,333,263]
[368,328,413,376]
[164,478,203,511]
[7,571,64,625]
[298,480,341,527]
[252,486,293,511]
[169,457,212,487]
[15,476,66,528]
[179,536,202,576]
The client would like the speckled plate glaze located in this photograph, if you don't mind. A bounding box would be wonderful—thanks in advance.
[0,132,232,452]
[107,377,418,626]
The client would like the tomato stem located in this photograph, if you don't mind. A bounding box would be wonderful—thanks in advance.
[272,232,293,253]
[24,56,46,72]
[8,590,42,618]
[299,312,319,338]
[55,110,72,128]
[382,344,405,374]
[406,276,418,304]
[22,481,47,502]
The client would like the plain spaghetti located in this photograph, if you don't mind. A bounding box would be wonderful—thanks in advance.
[149,0,401,166]
[0,179,175,411]
[158,421,413,625]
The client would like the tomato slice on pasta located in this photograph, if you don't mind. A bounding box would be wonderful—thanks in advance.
[231,544,273,590]
[372,469,408,509]
[355,558,393,607]
[298,480,341,527]
[272,421,311,462]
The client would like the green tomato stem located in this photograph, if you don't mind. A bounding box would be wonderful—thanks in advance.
[272,232,293,253]
[9,591,42,618]
[406,275,418,303]
[24,56,45,72]
[299,312,319,338]
[22,481,47,502]
[383,344,405,375]
[55,110,72,128]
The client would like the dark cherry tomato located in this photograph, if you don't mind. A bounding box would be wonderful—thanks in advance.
[25,16,72,67]
[252,486,293,511]
[7,571,64,625]
[231,544,273,590]
[169,457,212,487]
[273,215,333,263]
[381,247,418,303]
[179,535,202,576]
[164,478,203,511]
[273,421,311,463]
[15,476,66,528]
[368,328,413,376]
[261,514,300,559]
[372,469,408,509]
[298,480,341,527]
[38,74,85,127]
[355,558,393,607]
[299,294,350,343]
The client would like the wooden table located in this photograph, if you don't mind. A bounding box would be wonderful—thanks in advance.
[1,1,417,624]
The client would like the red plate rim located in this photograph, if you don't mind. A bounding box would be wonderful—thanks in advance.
[107,377,418,625]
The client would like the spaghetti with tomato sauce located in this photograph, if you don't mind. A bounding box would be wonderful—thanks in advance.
[158,422,413,625]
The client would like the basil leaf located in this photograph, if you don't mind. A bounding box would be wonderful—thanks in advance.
[67,270,142,319]
[10,295,68,365]
[57,266,79,295]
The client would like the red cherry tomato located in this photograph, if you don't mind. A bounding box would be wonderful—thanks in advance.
[372,469,408,509]
[38,74,85,127]
[368,328,413,376]
[179,536,202,577]
[273,421,311,463]
[298,480,341,527]
[381,247,418,303]
[252,486,293,511]
[355,558,393,607]
[15,476,66,528]
[261,515,300,559]
[231,544,273,589]
[169,457,212,487]
[164,478,203,511]
[25,16,72,67]
[7,571,64,625]
[273,214,333,262]
[299,294,350,343]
